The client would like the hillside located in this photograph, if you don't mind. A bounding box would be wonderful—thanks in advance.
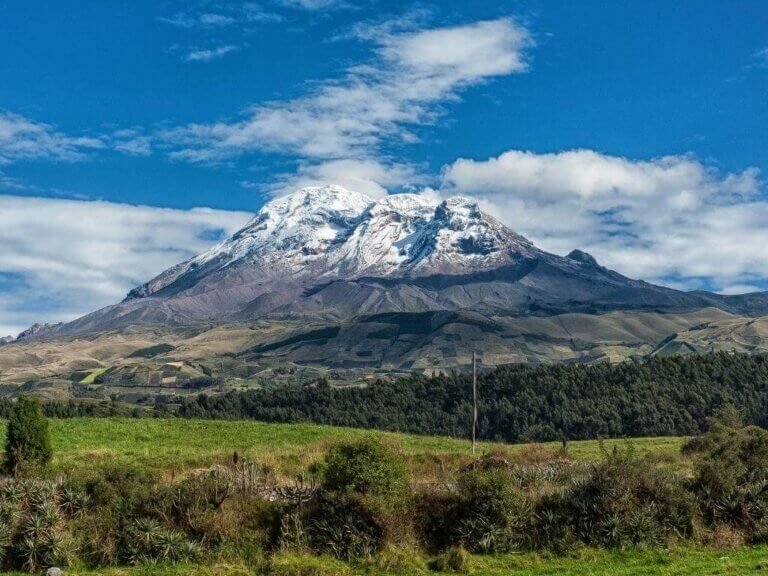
[0,307,751,398]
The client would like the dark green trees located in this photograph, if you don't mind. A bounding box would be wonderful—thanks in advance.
[5,395,52,472]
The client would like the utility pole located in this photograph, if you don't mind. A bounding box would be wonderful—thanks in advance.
[472,351,477,455]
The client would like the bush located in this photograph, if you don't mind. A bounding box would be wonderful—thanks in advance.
[281,438,413,560]
[535,446,695,550]
[150,468,233,540]
[414,491,463,552]
[5,396,52,473]
[322,437,409,497]
[122,517,200,564]
[454,466,531,553]
[689,422,768,536]
[305,493,384,560]
[71,463,158,566]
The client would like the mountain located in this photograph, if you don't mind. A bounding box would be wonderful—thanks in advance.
[4,184,768,395]
[27,184,768,338]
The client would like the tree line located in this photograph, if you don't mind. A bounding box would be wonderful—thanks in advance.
[178,352,768,442]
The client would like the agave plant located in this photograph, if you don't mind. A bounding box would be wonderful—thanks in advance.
[154,528,190,563]
[123,517,199,565]
[124,517,164,564]
[16,532,58,572]
[59,487,90,519]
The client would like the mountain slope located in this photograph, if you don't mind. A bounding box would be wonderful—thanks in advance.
[26,184,768,339]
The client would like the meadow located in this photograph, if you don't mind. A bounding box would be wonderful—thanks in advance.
[0,417,687,479]
[4,545,768,576]
[4,418,760,575]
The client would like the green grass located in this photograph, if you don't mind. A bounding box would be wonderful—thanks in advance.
[0,417,687,479]
[8,546,768,575]
[79,368,108,384]
[0,418,704,574]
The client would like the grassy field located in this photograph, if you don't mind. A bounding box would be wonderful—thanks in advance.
[0,417,687,479]
[4,546,768,575]
[0,418,725,575]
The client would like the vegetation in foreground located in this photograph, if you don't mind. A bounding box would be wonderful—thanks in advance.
[0,402,765,574]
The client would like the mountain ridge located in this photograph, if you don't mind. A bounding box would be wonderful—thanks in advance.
[15,184,768,341]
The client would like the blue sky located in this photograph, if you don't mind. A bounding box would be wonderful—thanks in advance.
[0,0,767,335]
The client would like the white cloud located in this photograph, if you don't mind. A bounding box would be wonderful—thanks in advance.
[185,45,240,62]
[273,158,426,198]
[110,129,152,156]
[159,3,281,28]
[0,112,152,164]
[719,284,763,296]
[278,0,351,11]
[0,112,104,165]
[160,12,235,28]
[439,149,766,293]
[752,47,768,68]
[162,18,531,165]
[0,195,251,337]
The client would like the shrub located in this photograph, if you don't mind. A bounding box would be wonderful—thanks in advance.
[688,422,768,536]
[535,445,695,550]
[283,437,413,560]
[5,396,52,473]
[71,463,158,566]
[322,437,409,497]
[414,491,463,552]
[150,469,233,540]
[454,466,531,553]
[213,494,282,550]
[122,517,200,564]
[305,494,384,560]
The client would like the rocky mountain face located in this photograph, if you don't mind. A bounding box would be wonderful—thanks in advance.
[24,184,768,339]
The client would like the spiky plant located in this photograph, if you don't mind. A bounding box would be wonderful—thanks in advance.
[59,487,90,519]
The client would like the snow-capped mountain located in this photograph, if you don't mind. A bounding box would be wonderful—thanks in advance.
[126,185,535,300]
[35,184,768,337]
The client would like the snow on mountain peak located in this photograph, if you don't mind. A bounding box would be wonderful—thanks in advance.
[126,185,537,300]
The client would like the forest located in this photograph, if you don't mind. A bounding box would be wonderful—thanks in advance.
[177,352,768,442]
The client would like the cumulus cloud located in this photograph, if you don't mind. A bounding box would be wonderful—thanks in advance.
[185,44,240,62]
[162,18,531,167]
[439,149,766,293]
[0,195,251,336]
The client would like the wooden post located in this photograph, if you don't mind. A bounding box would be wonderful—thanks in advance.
[472,351,477,455]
